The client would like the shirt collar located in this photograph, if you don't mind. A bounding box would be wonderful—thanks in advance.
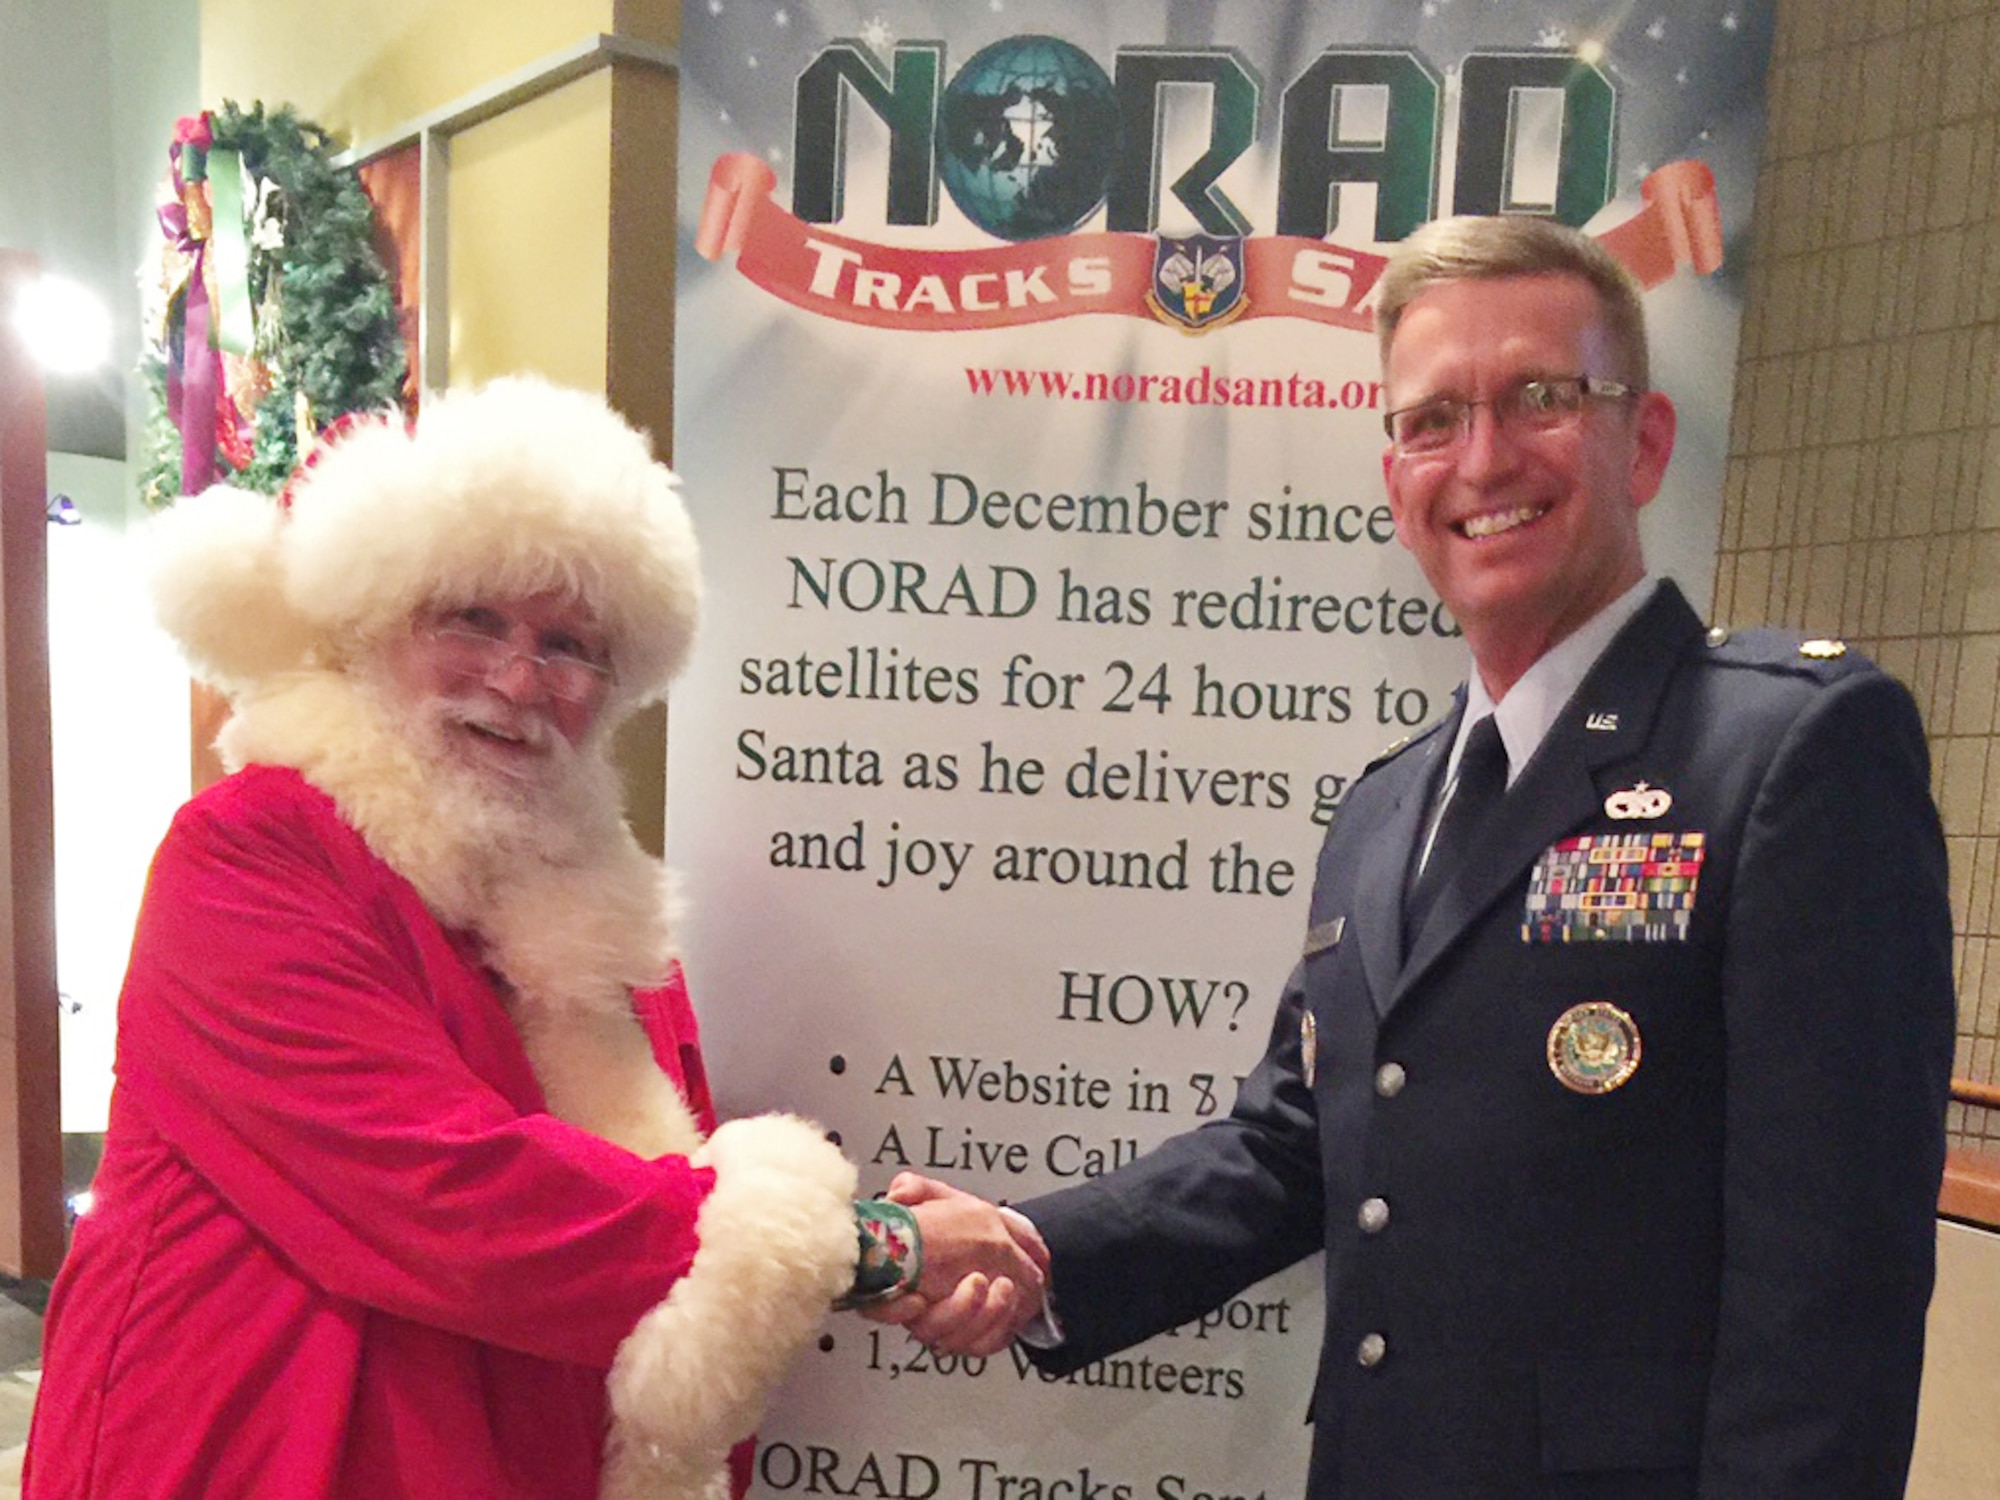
[1452,576,1659,787]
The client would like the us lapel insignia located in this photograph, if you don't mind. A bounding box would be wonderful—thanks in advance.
[1547,1001,1641,1095]
[1586,711,1620,732]
[1605,781,1672,820]
[1300,1010,1318,1089]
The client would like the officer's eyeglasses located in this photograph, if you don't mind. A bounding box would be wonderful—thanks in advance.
[425,609,613,703]
[1383,374,1639,456]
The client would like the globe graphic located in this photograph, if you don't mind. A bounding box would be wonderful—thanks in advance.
[938,35,1121,241]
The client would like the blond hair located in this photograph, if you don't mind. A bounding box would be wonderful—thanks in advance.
[1375,215,1650,388]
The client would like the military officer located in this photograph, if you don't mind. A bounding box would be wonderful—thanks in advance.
[876,215,1956,1499]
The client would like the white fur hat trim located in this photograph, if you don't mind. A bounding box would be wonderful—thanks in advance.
[148,377,702,719]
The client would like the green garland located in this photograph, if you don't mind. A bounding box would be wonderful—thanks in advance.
[142,100,407,507]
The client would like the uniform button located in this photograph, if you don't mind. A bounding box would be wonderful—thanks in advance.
[1357,1197,1390,1234]
[1375,1062,1407,1097]
[1356,1332,1387,1368]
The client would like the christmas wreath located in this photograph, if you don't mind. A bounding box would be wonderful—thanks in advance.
[141,101,407,507]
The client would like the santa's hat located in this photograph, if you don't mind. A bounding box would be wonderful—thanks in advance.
[149,376,701,726]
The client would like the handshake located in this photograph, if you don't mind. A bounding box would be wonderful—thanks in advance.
[844,1173,1052,1355]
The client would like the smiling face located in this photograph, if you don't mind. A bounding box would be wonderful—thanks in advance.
[375,590,613,784]
[1381,272,1676,697]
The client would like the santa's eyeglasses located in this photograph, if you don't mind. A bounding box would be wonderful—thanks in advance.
[423,609,613,703]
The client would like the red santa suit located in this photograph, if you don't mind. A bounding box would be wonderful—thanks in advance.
[25,381,861,1500]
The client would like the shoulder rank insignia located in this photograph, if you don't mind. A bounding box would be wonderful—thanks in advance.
[1799,638,1847,659]
[1303,915,1346,957]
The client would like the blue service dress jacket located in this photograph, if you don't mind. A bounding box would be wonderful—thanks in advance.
[1021,581,1955,1500]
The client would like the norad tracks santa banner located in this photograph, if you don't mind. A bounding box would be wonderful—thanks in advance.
[669,4,1774,1497]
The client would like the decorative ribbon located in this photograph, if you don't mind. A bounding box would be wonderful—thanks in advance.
[205,147,257,357]
[157,118,263,496]
[696,152,1727,335]
[160,123,222,495]
[696,153,1384,334]
[1594,159,1725,289]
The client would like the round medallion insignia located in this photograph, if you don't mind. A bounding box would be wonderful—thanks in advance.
[1546,1001,1641,1095]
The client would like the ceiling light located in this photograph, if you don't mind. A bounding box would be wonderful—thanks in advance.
[11,272,112,375]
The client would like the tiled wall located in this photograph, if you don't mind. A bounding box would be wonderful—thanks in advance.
[1716,0,2000,1152]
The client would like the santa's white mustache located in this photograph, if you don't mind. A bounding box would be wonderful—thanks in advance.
[439,704,573,780]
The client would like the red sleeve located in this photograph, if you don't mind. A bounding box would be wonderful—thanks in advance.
[635,963,721,1136]
[117,771,713,1369]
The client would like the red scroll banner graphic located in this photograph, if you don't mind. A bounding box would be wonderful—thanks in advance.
[1594,159,1726,287]
[696,153,1722,335]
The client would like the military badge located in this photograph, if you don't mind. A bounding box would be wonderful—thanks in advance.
[1800,638,1847,659]
[1547,1001,1642,1095]
[1300,1009,1318,1089]
[1147,233,1247,332]
[1524,832,1705,942]
[1604,781,1673,820]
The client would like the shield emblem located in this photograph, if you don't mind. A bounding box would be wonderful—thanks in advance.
[1148,233,1247,332]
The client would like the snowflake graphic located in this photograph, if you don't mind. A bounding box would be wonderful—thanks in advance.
[859,17,894,55]
[1721,10,1741,29]
[774,7,790,27]
[1675,66,1690,85]
[999,93,1061,172]
[706,0,722,13]
[1537,25,1568,48]
[1645,18,1666,41]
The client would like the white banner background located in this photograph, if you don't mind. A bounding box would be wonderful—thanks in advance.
[670,6,1774,1497]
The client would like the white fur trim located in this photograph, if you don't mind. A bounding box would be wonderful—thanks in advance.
[284,378,700,717]
[147,377,702,725]
[146,485,319,691]
[603,1116,858,1500]
[514,1005,705,1160]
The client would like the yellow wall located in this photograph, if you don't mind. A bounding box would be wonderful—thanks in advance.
[202,0,618,403]
[200,0,617,144]
[447,74,612,390]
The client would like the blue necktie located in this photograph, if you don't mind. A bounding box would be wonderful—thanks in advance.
[1404,714,1508,950]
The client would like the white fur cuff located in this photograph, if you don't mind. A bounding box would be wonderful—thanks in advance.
[602,1115,858,1500]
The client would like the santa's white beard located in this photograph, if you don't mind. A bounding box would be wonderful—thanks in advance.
[218,660,677,1017]
[377,684,628,888]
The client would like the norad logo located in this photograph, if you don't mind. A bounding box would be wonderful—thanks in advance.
[696,32,1723,334]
